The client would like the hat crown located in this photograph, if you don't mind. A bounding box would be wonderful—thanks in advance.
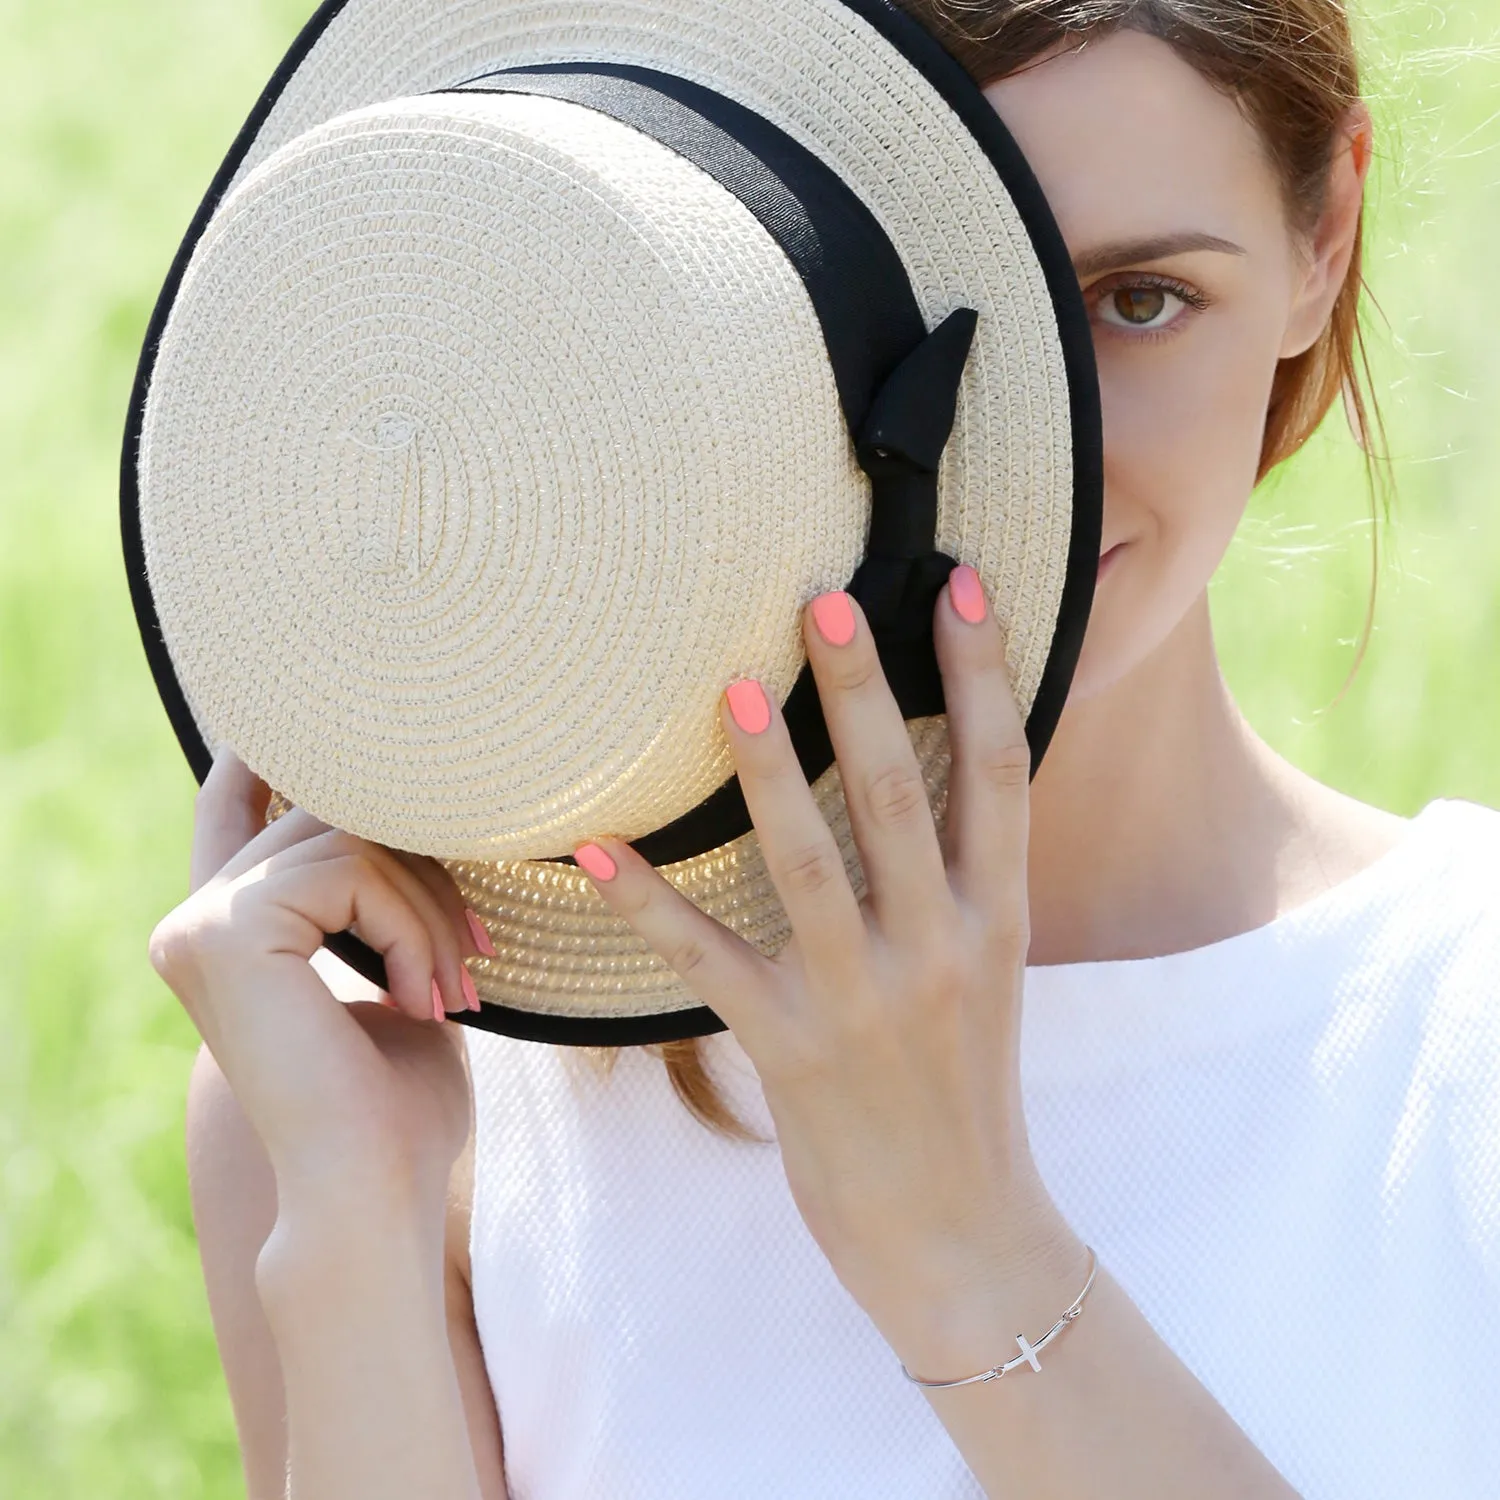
[139,88,867,858]
[124,0,1098,1037]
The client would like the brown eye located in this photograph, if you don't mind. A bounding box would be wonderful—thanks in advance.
[1112,287,1167,324]
[1095,279,1199,335]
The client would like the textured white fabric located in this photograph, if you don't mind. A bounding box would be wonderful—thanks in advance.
[464,796,1500,1498]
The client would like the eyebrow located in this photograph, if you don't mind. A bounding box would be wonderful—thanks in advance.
[1070,232,1248,280]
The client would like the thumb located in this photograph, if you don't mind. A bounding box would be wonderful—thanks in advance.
[189,745,273,895]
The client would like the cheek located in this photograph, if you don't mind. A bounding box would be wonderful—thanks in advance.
[1096,304,1282,545]
[1069,307,1287,696]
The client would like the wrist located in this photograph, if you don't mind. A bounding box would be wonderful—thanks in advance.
[250,1190,481,1500]
[266,1131,448,1222]
[255,1175,446,1321]
[882,1209,1090,1383]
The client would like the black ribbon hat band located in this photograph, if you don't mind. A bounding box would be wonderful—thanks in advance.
[121,0,1105,1045]
[443,62,979,868]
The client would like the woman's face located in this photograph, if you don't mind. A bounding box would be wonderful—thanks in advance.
[982,29,1353,701]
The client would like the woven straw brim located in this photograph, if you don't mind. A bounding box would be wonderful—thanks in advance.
[132,0,1091,1038]
[267,715,949,1021]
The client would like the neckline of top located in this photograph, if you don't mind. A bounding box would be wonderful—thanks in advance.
[1014,797,1493,1081]
[1023,796,1460,983]
[695,797,1489,1096]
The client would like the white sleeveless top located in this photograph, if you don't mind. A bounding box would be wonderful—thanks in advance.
[463,797,1500,1498]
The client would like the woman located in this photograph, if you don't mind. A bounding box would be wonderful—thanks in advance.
[154,2,1500,1497]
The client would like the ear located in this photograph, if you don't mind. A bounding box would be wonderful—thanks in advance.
[1279,102,1373,360]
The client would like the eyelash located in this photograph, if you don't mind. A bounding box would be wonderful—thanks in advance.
[1090,272,1212,343]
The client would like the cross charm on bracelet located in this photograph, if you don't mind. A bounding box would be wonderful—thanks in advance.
[898,1243,1099,1389]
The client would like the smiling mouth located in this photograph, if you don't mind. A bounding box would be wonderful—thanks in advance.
[1097,542,1126,578]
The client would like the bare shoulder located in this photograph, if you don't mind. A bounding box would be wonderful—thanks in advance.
[1282,775,1417,910]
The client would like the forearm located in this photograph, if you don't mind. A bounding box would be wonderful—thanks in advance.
[896,1222,1301,1499]
[254,1176,482,1500]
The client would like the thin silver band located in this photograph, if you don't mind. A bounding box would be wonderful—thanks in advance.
[898,1244,1099,1389]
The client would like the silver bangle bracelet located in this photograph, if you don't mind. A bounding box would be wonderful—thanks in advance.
[898,1244,1099,1389]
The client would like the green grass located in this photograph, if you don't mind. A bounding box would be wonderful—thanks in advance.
[2,0,1498,1493]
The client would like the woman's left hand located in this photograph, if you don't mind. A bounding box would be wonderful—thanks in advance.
[572,564,1084,1377]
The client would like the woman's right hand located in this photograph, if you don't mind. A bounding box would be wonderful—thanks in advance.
[151,747,483,1211]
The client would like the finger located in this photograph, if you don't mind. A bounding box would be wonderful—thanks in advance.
[251,831,478,1017]
[239,851,443,1025]
[393,851,489,965]
[572,836,783,1050]
[358,849,477,1016]
[207,808,481,1005]
[800,590,949,944]
[717,677,868,982]
[190,746,273,895]
[931,565,1031,915]
[209,802,335,888]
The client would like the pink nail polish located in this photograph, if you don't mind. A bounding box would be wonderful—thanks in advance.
[460,965,480,1012]
[949,564,987,625]
[810,591,856,647]
[430,976,447,1023]
[575,842,618,881]
[464,907,497,957]
[725,679,771,735]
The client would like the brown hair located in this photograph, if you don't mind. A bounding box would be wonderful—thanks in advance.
[568,0,1392,1141]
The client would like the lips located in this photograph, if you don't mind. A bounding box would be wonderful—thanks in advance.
[1097,542,1125,580]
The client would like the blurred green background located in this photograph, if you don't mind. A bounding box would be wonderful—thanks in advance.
[2,0,1498,1493]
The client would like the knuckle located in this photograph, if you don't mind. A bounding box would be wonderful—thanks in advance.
[775,841,845,898]
[334,848,383,884]
[917,914,966,969]
[976,739,1032,793]
[398,921,436,973]
[614,878,655,921]
[822,999,888,1053]
[148,900,230,998]
[922,952,969,1006]
[667,935,711,980]
[743,752,799,793]
[322,828,368,860]
[147,911,190,981]
[828,648,882,695]
[772,1030,836,1086]
[863,763,929,828]
[989,914,1032,959]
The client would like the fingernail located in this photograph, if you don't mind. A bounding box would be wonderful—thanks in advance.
[574,842,618,882]
[464,907,497,957]
[725,679,771,735]
[430,976,447,1023]
[810,590,856,647]
[460,965,480,1012]
[949,564,987,625]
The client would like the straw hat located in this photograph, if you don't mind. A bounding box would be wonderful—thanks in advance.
[122,0,1102,1046]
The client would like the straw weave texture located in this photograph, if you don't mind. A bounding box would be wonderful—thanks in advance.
[142,92,867,859]
[271,717,949,1017]
[209,0,1076,708]
[139,0,1075,1020]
